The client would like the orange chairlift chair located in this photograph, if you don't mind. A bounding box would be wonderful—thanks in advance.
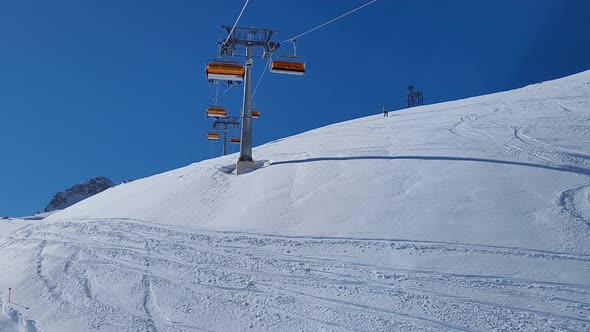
[206,60,245,81]
[207,132,221,140]
[206,106,227,118]
[270,39,305,75]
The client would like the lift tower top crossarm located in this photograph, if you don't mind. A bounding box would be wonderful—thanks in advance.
[219,26,280,59]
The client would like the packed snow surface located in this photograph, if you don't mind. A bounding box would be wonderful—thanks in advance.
[2,71,590,331]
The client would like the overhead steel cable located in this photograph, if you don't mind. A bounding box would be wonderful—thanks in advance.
[252,1,377,96]
[281,0,378,43]
[223,0,250,46]
[252,55,273,97]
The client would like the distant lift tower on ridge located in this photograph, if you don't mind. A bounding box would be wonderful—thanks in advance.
[406,85,424,108]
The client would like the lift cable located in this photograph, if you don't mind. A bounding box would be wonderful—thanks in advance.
[281,0,377,43]
[232,1,378,115]
[252,55,273,97]
[251,1,377,95]
[223,83,236,94]
[223,0,250,46]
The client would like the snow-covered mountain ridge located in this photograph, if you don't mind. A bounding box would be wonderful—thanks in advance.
[2,70,590,331]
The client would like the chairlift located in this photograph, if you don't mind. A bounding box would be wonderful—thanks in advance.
[207,132,221,140]
[230,137,241,144]
[240,110,260,118]
[206,106,227,118]
[270,56,305,75]
[206,60,245,81]
[270,39,305,75]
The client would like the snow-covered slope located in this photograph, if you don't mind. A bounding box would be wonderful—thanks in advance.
[50,71,590,254]
[2,71,590,331]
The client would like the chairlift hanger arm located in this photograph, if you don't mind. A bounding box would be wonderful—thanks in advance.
[291,39,297,56]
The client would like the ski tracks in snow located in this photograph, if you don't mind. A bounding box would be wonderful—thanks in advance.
[445,98,590,169]
[4,218,590,331]
[558,185,590,228]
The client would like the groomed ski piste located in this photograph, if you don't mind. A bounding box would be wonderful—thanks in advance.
[1,71,590,331]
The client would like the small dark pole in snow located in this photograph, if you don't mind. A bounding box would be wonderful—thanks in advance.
[6,289,29,309]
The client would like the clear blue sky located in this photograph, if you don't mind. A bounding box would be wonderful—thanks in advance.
[1,0,589,216]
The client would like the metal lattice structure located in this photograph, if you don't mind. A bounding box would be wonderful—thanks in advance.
[212,117,240,156]
[406,85,424,108]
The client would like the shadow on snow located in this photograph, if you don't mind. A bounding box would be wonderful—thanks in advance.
[270,155,590,176]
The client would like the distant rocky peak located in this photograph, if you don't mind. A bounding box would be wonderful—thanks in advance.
[41,176,115,213]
